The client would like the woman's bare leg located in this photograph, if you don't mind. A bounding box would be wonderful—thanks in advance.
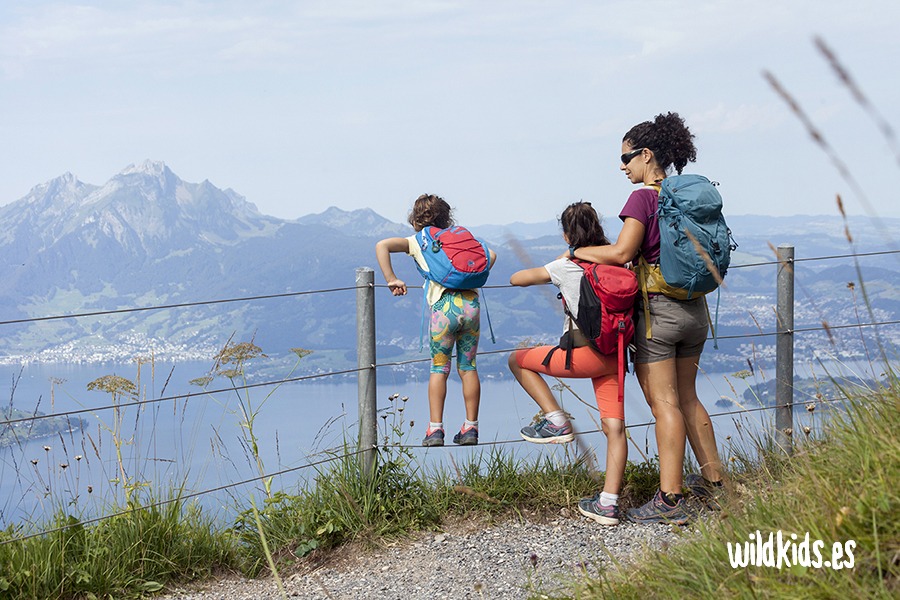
[676,356,723,482]
[635,359,685,495]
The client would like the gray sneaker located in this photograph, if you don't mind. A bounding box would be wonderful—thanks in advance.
[452,426,478,446]
[577,493,620,526]
[422,428,445,447]
[626,490,695,525]
[520,419,575,444]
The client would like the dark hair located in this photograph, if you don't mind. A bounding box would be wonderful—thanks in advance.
[560,201,609,248]
[623,112,697,175]
[407,194,454,231]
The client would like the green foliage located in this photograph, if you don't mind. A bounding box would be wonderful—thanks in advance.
[0,499,240,600]
[568,383,900,599]
[621,457,661,504]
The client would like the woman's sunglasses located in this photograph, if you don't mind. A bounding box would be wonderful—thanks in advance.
[620,148,645,165]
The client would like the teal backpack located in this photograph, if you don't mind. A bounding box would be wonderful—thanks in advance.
[637,174,737,347]
[656,174,736,298]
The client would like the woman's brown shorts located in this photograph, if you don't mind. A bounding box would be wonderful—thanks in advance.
[633,294,708,364]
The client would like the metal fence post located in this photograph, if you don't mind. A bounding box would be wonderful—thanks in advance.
[356,267,377,476]
[775,245,795,456]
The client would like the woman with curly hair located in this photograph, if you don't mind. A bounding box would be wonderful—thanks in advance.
[574,112,724,524]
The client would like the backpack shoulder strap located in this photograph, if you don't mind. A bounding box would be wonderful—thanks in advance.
[636,255,653,340]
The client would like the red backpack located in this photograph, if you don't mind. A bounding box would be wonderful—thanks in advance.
[543,260,638,402]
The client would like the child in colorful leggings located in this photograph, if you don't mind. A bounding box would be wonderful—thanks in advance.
[375,194,496,447]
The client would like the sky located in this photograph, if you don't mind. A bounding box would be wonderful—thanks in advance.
[2,1,899,227]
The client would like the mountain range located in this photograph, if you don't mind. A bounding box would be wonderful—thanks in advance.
[1,161,897,377]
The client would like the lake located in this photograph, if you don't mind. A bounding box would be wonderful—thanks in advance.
[0,357,873,528]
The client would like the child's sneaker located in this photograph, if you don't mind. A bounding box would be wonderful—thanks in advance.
[577,493,620,526]
[452,425,478,446]
[520,419,574,444]
[422,428,445,447]
[626,490,695,525]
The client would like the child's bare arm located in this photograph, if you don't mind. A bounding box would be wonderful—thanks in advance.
[510,266,551,287]
[375,237,410,296]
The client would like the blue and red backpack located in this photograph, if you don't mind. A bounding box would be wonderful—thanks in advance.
[414,225,495,346]
[414,225,492,289]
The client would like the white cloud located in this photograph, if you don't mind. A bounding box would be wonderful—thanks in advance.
[689,103,786,134]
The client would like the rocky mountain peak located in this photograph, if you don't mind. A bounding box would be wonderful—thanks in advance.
[118,159,171,178]
[297,205,410,237]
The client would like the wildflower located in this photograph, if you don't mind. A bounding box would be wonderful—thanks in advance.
[784,428,793,436]
[43,445,51,452]
[725,435,732,441]
[401,396,408,402]
[389,393,399,400]
[75,455,82,461]
[803,426,811,437]
[806,403,816,412]
[409,420,415,428]
[529,552,538,568]
[60,463,68,470]
[31,459,38,465]
[290,347,313,359]
[87,375,137,398]
[847,281,855,290]
[835,506,850,527]
[87,486,93,494]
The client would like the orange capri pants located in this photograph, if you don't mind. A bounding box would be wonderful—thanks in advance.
[514,345,623,421]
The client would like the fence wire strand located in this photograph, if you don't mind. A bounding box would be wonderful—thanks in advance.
[377,391,871,451]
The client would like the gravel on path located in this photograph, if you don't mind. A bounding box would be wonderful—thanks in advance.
[157,508,686,600]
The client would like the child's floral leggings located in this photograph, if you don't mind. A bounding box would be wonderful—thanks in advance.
[430,290,480,375]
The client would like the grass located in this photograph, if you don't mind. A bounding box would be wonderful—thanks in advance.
[0,498,239,598]
[563,376,899,599]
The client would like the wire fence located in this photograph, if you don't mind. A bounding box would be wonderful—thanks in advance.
[0,247,898,541]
